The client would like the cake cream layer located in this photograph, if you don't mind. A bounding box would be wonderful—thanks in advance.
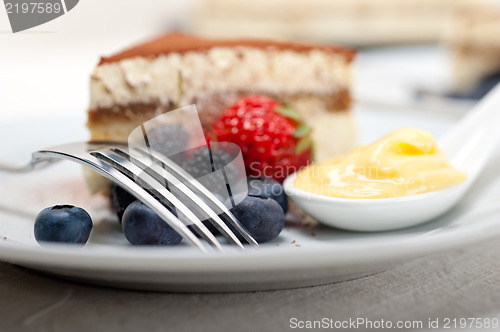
[89,46,352,111]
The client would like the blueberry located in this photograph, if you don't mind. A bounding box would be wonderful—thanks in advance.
[226,193,285,243]
[109,184,137,222]
[34,205,92,245]
[247,177,288,213]
[189,193,226,236]
[182,145,240,197]
[146,123,190,165]
[122,201,182,246]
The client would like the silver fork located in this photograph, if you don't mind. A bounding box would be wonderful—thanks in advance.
[0,141,258,252]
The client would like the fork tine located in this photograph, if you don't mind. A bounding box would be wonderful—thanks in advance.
[131,146,259,246]
[91,150,225,250]
[111,148,247,248]
[33,143,208,252]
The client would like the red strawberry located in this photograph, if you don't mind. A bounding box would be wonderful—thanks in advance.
[212,95,313,182]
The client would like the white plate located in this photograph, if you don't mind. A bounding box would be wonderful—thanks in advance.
[1,104,500,293]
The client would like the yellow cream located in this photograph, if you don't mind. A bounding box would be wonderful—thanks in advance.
[294,128,466,199]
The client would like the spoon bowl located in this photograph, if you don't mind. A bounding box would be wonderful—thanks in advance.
[284,173,469,231]
[284,83,500,231]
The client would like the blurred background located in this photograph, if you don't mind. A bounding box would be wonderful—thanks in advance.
[1,0,499,122]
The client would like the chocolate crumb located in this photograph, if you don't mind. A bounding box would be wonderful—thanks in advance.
[275,243,280,246]
[291,240,296,244]
[295,244,301,247]
[311,231,316,237]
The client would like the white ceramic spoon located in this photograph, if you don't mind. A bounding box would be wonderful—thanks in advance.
[283,83,500,231]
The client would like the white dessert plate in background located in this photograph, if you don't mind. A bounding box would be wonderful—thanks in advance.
[0,104,499,293]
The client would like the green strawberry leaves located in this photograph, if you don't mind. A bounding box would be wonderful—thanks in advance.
[295,136,313,155]
[275,103,313,154]
[293,123,311,138]
[275,106,302,122]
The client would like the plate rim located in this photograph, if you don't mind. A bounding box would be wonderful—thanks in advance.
[1,109,499,285]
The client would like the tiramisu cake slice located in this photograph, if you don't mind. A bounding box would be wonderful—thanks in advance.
[87,33,356,174]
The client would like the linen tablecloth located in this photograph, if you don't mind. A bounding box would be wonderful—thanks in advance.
[0,236,499,332]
